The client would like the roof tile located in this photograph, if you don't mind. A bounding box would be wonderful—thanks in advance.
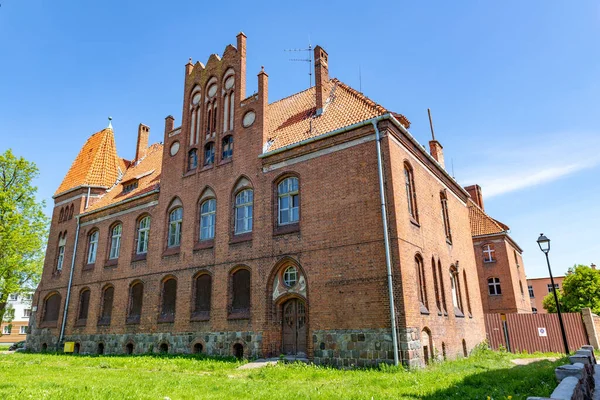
[468,199,509,236]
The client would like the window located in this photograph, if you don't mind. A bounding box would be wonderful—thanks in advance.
[283,266,298,287]
[438,260,447,314]
[416,256,428,310]
[8,293,18,301]
[59,208,64,223]
[127,282,144,324]
[519,281,524,297]
[463,270,472,316]
[431,258,441,312]
[160,278,177,322]
[404,163,418,222]
[123,181,138,193]
[488,277,502,295]
[99,286,114,325]
[235,189,253,234]
[2,326,10,335]
[547,283,559,293]
[189,86,202,145]
[450,267,463,312]
[532,308,538,314]
[222,71,235,132]
[109,224,122,260]
[514,250,520,268]
[483,244,495,263]
[222,136,233,160]
[42,293,61,323]
[168,207,183,248]
[23,309,31,318]
[200,199,216,240]
[22,293,33,301]
[69,204,74,220]
[188,149,198,170]
[528,285,535,298]
[204,142,215,166]
[278,177,299,225]
[57,232,67,271]
[193,274,212,319]
[440,191,452,242]
[230,269,250,315]
[19,326,27,334]
[77,289,90,324]
[87,230,99,264]
[136,216,150,254]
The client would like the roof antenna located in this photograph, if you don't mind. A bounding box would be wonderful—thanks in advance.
[451,158,455,179]
[284,40,313,88]
[427,108,436,141]
[107,116,113,129]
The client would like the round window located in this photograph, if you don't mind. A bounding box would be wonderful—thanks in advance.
[283,266,298,287]
[170,141,180,156]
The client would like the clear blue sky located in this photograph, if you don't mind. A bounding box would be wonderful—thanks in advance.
[1,0,598,278]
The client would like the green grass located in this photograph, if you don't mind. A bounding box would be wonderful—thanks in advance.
[0,349,564,399]
[0,344,10,351]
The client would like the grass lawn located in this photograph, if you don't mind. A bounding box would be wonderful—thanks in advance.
[0,348,564,399]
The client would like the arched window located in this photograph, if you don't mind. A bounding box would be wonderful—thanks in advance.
[42,293,61,324]
[440,191,452,243]
[189,87,202,145]
[160,278,177,322]
[192,273,212,320]
[278,177,299,226]
[199,199,216,241]
[230,268,250,316]
[222,136,233,160]
[463,270,472,316]
[234,189,253,234]
[76,289,90,325]
[438,260,447,314]
[59,208,64,223]
[416,255,428,311]
[69,204,74,220]
[168,207,183,248]
[431,257,441,312]
[108,223,122,260]
[488,277,502,295]
[87,230,99,264]
[519,280,524,297]
[188,149,198,170]
[56,232,67,271]
[98,285,114,325]
[404,162,418,222]
[127,281,144,324]
[205,80,218,136]
[450,266,463,312]
[482,244,495,263]
[136,216,150,255]
[222,71,235,132]
[204,142,215,166]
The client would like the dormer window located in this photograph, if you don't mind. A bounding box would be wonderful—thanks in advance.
[123,180,139,194]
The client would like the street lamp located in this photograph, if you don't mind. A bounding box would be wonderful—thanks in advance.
[537,233,570,356]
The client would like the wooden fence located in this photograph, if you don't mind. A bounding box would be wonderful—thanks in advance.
[484,312,589,353]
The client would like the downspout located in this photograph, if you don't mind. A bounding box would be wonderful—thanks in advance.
[59,214,80,346]
[372,119,400,366]
[84,187,91,209]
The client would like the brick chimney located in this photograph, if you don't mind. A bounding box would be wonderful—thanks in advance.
[258,66,269,149]
[429,140,445,169]
[135,124,150,162]
[164,115,174,136]
[236,32,247,100]
[314,45,329,115]
[464,184,484,210]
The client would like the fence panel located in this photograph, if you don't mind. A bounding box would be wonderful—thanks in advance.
[484,313,507,350]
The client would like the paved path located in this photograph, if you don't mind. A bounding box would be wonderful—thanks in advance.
[237,356,309,370]
[510,357,558,366]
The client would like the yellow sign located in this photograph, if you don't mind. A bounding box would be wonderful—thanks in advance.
[64,342,75,353]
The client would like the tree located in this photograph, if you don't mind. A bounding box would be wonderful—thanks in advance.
[542,265,600,313]
[0,149,49,332]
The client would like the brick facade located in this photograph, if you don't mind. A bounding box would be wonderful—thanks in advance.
[527,276,565,313]
[28,34,486,367]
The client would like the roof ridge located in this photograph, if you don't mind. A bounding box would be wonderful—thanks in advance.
[332,78,388,114]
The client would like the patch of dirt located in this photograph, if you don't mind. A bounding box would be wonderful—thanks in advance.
[511,357,558,365]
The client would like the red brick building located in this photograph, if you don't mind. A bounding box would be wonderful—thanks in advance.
[28,34,485,367]
[466,185,532,314]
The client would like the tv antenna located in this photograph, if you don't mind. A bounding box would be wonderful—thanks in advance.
[285,42,313,88]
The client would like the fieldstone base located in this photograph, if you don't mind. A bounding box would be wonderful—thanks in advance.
[27,329,263,358]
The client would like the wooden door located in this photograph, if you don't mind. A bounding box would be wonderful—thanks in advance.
[282,298,307,355]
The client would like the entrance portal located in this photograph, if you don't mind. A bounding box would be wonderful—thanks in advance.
[282,298,307,356]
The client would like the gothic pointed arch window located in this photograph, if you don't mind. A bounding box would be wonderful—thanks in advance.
[277,176,299,226]
[205,78,218,138]
[204,142,215,166]
[56,231,67,271]
[98,285,114,326]
[68,204,74,220]
[87,229,99,265]
[463,270,472,316]
[59,208,64,223]
[188,148,198,171]
[415,255,428,312]
[108,223,122,260]
[431,257,441,312]
[76,288,91,326]
[189,86,202,145]
[127,281,144,324]
[135,215,150,255]
[404,162,418,222]
[450,265,463,315]
[235,189,253,234]
[192,273,212,321]
[41,292,61,326]
[222,135,233,160]
[159,277,177,323]
[438,260,447,314]
[222,69,235,132]
[167,199,183,248]
[440,190,452,243]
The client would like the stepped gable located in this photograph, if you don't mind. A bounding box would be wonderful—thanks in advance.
[266,78,410,151]
[84,143,163,213]
[55,128,126,196]
[467,199,509,236]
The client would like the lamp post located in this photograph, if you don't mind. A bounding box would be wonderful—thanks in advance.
[537,233,570,356]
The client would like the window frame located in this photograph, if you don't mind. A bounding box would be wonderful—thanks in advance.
[221,135,234,161]
[450,266,464,316]
[126,281,144,324]
[98,285,114,326]
[134,215,151,260]
[191,272,212,321]
[228,267,251,319]
[204,141,215,166]
[167,207,183,249]
[86,229,99,267]
[482,244,496,263]
[488,277,502,296]
[273,174,300,235]
[75,288,91,327]
[277,177,300,227]
[158,277,177,323]
[440,191,452,244]
[40,292,61,327]
[199,198,217,242]
[108,223,123,262]
[56,232,67,272]
[416,255,428,314]
[234,189,253,236]
[404,162,419,224]
[187,148,198,171]
[528,285,535,298]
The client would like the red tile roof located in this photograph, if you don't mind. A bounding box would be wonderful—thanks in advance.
[55,128,125,196]
[468,199,509,236]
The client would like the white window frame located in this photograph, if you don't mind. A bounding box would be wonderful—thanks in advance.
[547,283,559,293]
[109,224,122,260]
[483,244,495,263]
[87,230,99,264]
[488,277,502,295]
[278,177,299,226]
[204,142,215,165]
[168,207,183,247]
[2,325,10,334]
[528,285,534,298]
[200,199,216,241]
[8,293,18,301]
[23,309,31,318]
[136,216,150,254]
[19,326,27,334]
[234,189,253,234]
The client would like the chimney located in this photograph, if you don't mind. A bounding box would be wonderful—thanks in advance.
[464,184,484,210]
[164,115,174,136]
[314,45,329,115]
[258,66,269,149]
[185,57,194,76]
[592,263,596,270]
[237,32,247,100]
[429,140,445,168]
[135,124,150,162]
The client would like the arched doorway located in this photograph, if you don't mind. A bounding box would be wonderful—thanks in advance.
[282,298,307,356]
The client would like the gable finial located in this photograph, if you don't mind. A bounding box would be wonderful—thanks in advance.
[108,116,113,129]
